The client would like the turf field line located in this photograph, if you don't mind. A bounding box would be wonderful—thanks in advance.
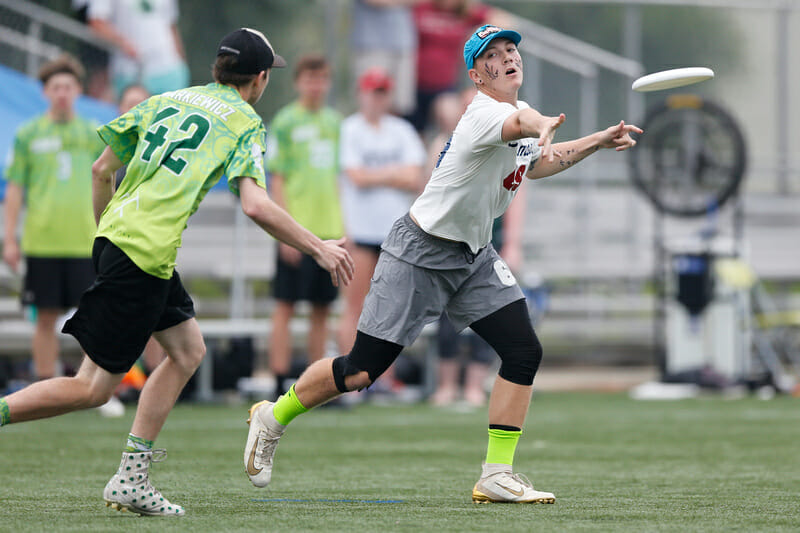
[253,498,405,504]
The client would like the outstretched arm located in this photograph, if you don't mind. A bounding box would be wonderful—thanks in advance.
[526,120,642,181]
[238,177,354,287]
[502,108,566,163]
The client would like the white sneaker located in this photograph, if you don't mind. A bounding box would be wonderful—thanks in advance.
[244,400,285,488]
[472,469,555,504]
[103,450,186,516]
[97,396,125,418]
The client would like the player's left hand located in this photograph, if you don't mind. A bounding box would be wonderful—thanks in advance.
[598,120,643,151]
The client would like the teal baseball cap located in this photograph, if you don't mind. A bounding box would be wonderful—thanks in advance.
[463,24,522,69]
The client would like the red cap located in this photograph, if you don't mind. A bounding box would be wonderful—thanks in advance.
[358,67,394,92]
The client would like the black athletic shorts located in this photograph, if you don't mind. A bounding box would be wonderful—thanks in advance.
[353,241,383,256]
[62,237,195,374]
[22,256,95,309]
[272,252,337,304]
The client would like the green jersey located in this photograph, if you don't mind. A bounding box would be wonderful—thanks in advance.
[5,114,103,257]
[96,83,267,279]
[267,102,343,239]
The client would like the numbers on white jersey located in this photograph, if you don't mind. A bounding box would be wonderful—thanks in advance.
[493,259,517,286]
[502,164,525,191]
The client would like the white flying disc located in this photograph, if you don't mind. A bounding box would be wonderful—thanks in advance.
[632,67,714,92]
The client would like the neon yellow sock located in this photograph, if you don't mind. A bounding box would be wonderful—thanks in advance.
[0,398,10,426]
[272,384,309,426]
[485,428,522,466]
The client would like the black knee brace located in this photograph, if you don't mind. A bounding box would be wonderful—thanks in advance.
[469,299,543,386]
[496,334,542,386]
[332,355,362,393]
[331,331,403,393]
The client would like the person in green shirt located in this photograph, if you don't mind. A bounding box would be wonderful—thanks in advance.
[264,54,344,398]
[0,28,354,517]
[3,54,103,381]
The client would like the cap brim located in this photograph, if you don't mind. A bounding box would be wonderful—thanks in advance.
[471,30,522,67]
[272,54,287,68]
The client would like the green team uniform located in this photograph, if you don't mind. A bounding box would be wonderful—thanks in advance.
[97,83,268,279]
[5,114,103,257]
[267,102,343,239]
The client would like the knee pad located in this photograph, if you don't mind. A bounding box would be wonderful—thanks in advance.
[331,332,403,393]
[497,335,543,386]
[332,355,364,393]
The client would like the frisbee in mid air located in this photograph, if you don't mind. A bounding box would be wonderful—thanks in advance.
[632,67,714,92]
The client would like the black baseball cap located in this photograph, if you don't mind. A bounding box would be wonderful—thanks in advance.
[217,28,287,74]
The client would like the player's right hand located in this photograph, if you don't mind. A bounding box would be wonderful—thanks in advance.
[538,113,566,162]
[315,238,355,288]
[2,239,20,272]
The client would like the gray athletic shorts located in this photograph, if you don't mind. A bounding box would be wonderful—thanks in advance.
[358,214,525,346]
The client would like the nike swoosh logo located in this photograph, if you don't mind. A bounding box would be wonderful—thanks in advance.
[496,482,525,497]
[246,440,262,477]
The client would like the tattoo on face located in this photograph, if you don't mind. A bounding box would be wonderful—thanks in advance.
[484,64,499,81]
[514,59,522,71]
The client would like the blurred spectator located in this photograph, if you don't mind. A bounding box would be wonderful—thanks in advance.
[351,0,419,115]
[112,84,150,192]
[337,67,426,394]
[409,0,514,132]
[71,0,112,101]
[2,54,104,381]
[263,55,344,399]
[425,88,526,407]
[86,0,189,99]
[117,83,149,115]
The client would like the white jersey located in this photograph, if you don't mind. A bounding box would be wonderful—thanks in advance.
[410,91,540,253]
[88,0,183,80]
[340,112,426,245]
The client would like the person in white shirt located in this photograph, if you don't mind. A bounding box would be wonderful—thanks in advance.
[86,0,189,98]
[244,24,641,504]
[337,68,426,377]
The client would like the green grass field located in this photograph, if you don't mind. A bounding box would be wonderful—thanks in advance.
[1,392,798,532]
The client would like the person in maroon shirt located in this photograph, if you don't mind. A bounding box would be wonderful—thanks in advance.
[409,0,513,131]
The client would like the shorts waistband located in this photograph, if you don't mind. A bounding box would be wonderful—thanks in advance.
[402,213,462,249]
[401,213,484,263]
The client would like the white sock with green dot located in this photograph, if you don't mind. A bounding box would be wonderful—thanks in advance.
[125,433,154,452]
